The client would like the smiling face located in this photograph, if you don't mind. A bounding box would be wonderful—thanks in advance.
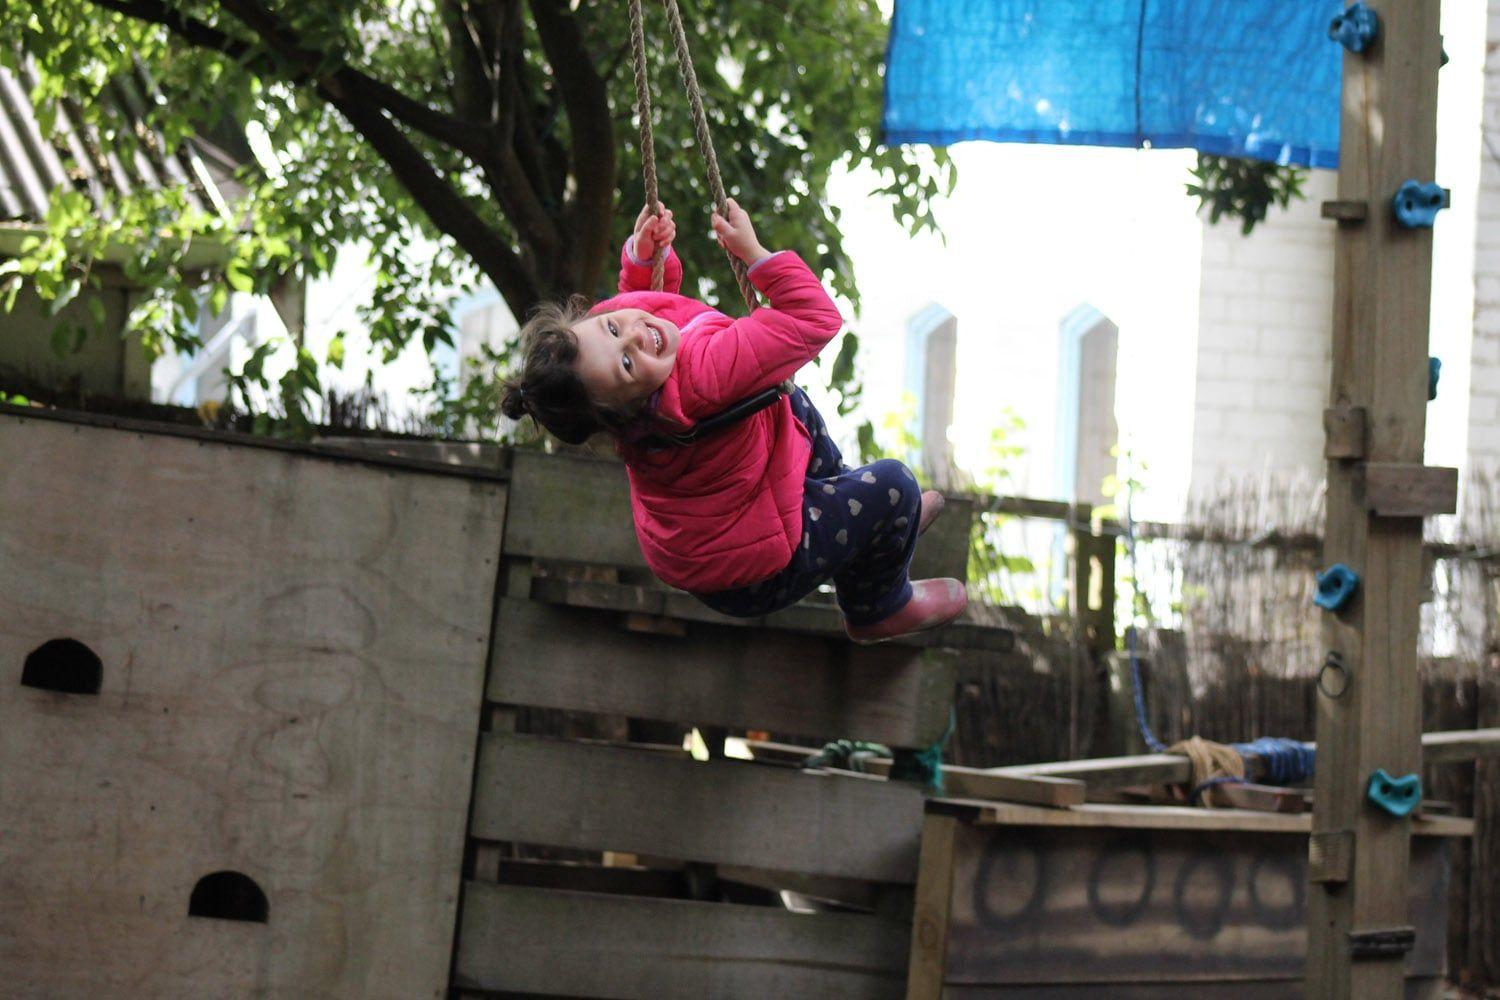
[570,308,680,410]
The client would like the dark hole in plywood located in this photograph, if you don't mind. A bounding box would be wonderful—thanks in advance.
[21,639,102,694]
[188,871,268,923]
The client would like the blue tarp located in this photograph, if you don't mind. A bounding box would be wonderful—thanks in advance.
[883,0,1343,168]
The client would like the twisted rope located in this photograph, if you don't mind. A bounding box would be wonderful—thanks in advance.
[660,0,759,310]
[627,0,666,291]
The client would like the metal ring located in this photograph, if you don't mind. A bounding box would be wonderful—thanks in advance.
[1318,651,1350,700]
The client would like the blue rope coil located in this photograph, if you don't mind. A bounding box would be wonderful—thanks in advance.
[1232,736,1316,785]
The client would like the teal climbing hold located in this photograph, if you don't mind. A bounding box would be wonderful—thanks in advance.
[1329,2,1379,53]
[1367,769,1422,817]
[1429,357,1442,401]
[1393,180,1447,228]
[1314,564,1360,612]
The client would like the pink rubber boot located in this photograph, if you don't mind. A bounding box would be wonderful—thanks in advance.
[918,490,945,535]
[844,578,968,644]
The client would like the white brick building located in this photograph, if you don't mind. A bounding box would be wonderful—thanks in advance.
[1469,1,1500,470]
[1189,169,1337,494]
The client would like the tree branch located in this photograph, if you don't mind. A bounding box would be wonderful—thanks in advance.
[317,75,540,310]
[87,0,267,69]
[527,0,614,292]
[80,0,542,310]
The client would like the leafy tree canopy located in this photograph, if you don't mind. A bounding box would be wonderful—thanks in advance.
[2,0,952,424]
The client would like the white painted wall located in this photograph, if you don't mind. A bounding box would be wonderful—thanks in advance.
[1467,0,1500,470]
[1188,170,1336,495]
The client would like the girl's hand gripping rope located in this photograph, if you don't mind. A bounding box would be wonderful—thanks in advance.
[633,203,677,261]
[710,198,770,267]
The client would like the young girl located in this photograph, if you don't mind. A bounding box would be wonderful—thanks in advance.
[500,199,967,643]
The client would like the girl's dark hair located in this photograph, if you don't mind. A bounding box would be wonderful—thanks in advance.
[500,296,638,445]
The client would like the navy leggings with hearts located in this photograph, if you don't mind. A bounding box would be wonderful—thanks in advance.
[697,388,922,625]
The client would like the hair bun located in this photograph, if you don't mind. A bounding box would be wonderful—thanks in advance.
[500,383,529,421]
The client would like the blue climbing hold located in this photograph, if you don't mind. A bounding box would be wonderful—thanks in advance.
[1393,180,1447,228]
[1367,769,1422,817]
[1315,564,1360,612]
[1329,2,1379,53]
[1429,357,1442,401]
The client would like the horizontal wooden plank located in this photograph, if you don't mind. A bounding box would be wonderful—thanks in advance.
[454,881,909,998]
[1321,199,1370,223]
[937,799,1474,837]
[996,729,1500,793]
[528,575,1015,652]
[864,760,1084,808]
[939,984,1440,999]
[994,754,1191,789]
[502,447,973,579]
[1417,727,1500,763]
[471,733,925,882]
[941,983,1301,999]
[744,740,1084,809]
[504,448,644,568]
[0,404,505,482]
[1356,462,1458,517]
[313,435,505,470]
[489,597,958,747]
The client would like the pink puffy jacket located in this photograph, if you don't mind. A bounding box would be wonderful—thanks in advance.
[590,239,844,593]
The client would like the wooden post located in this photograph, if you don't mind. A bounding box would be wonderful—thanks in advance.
[1309,2,1443,997]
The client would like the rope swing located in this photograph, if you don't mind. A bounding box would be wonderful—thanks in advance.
[628,0,759,310]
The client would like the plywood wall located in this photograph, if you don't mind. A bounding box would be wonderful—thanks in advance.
[0,412,505,998]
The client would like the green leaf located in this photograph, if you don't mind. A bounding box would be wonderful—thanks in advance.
[0,274,22,312]
[49,321,84,357]
[326,331,346,369]
[47,277,81,316]
[225,258,254,293]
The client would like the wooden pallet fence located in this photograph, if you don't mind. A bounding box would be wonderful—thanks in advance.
[488,596,961,749]
[470,732,925,881]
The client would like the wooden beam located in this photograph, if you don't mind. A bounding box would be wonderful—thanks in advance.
[938,800,1472,837]
[1355,462,1458,517]
[1312,1,1443,993]
[991,729,1500,790]
[454,881,910,998]
[743,739,1086,807]
[527,574,1015,652]
[489,598,959,748]
[993,753,1191,789]
[1421,727,1500,764]
[905,815,957,1000]
[861,759,1085,808]
[1322,199,1370,223]
[470,733,925,882]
